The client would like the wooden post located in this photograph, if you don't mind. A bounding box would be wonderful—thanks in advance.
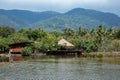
[9,50,13,62]
[75,53,78,59]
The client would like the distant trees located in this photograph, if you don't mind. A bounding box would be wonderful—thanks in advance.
[0,26,15,37]
[8,33,29,43]
[0,25,120,54]
[76,39,98,52]
[76,27,87,37]
[0,26,15,52]
[34,33,57,51]
[63,28,74,38]
[0,37,7,52]
[113,29,120,39]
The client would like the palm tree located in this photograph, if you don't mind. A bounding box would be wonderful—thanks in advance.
[63,28,74,39]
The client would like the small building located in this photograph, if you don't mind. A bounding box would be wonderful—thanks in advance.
[8,42,32,62]
[46,38,82,57]
[9,42,31,54]
[58,38,74,47]
[58,38,74,50]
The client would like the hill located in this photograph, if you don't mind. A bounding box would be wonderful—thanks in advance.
[0,8,120,30]
[0,9,60,29]
[31,8,120,31]
[66,8,120,27]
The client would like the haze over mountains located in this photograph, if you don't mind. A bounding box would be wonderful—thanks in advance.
[0,8,120,31]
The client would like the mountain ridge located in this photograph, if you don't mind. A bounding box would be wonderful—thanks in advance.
[0,9,61,29]
[0,8,120,30]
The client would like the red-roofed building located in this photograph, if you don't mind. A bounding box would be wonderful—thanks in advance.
[9,42,31,54]
[8,42,32,62]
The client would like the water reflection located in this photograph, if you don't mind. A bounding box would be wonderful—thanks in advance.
[0,58,120,80]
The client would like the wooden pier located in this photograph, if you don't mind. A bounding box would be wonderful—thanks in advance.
[45,50,82,57]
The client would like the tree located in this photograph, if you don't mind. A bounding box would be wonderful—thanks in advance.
[63,28,74,38]
[76,27,87,37]
[0,37,7,52]
[106,28,114,39]
[25,29,46,41]
[113,29,120,39]
[22,47,33,56]
[8,33,30,44]
[34,33,57,52]
[77,38,98,52]
[0,26,15,37]
[50,31,62,38]
[94,25,106,43]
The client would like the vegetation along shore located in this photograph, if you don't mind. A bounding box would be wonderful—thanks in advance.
[0,25,120,62]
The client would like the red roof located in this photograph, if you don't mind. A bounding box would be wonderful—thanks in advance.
[10,48,21,52]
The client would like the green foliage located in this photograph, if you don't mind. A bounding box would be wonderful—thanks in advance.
[77,38,98,52]
[8,33,30,44]
[1,25,120,54]
[76,27,87,36]
[31,8,120,31]
[1,8,120,31]
[63,28,74,39]
[50,31,62,38]
[93,25,106,43]
[0,26,15,37]
[22,47,33,56]
[110,40,120,51]
[113,29,120,39]
[96,53,103,58]
[35,33,57,51]
[0,37,6,47]
[98,40,120,52]
[82,53,90,57]
[0,9,60,30]
[0,37,10,52]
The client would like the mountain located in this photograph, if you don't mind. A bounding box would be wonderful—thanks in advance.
[0,9,61,29]
[31,8,120,31]
[0,8,120,30]
[66,8,120,27]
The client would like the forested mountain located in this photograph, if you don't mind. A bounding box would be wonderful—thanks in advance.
[66,8,120,27]
[0,8,120,30]
[32,8,120,31]
[0,9,60,29]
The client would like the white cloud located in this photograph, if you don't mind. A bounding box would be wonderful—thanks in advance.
[1,0,108,5]
[0,0,120,15]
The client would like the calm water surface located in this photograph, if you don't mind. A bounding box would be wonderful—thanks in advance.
[0,58,120,80]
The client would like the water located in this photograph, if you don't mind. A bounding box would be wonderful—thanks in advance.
[0,58,120,80]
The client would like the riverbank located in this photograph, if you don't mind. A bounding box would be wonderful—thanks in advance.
[0,51,120,62]
[82,52,120,58]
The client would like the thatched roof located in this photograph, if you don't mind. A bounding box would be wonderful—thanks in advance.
[58,39,74,47]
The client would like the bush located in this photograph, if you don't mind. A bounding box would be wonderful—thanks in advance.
[22,47,33,56]
[96,53,103,58]
[77,39,98,52]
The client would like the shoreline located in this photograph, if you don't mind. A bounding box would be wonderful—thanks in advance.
[85,52,120,57]
[0,51,120,62]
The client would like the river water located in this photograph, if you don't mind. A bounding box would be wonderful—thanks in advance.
[0,58,120,80]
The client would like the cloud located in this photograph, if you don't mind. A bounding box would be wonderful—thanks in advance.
[0,0,120,15]
[4,0,108,7]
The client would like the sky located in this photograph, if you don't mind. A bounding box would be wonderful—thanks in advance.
[0,0,120,16]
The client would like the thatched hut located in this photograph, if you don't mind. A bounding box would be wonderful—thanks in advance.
[46,39,82,57]
[58,39,74,50]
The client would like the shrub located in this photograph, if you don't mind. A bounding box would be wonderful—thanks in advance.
[22,47,33,56]
[96,53,103,58]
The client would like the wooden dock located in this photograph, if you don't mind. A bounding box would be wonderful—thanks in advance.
[45,50,82,57]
